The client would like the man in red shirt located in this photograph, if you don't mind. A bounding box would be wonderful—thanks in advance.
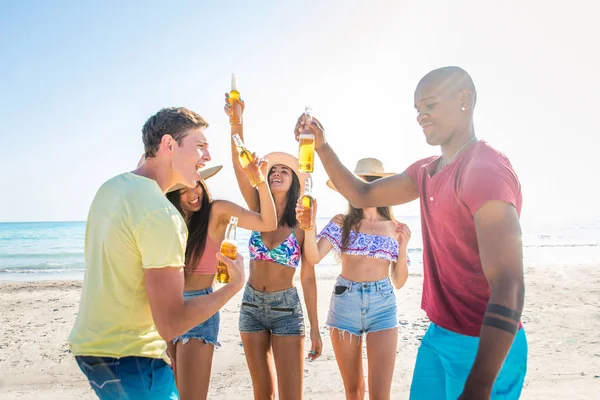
[294,66,527,399]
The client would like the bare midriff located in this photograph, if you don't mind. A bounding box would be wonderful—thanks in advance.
[247,260,296,292]
[339,255,391,283]
[183,273,216,292]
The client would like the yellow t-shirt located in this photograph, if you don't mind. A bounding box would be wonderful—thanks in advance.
[68,172,187,361]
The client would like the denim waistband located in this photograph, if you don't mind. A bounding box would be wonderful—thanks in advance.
[335,275,392,292]
[183,287,213,298]
[244,284,299,303]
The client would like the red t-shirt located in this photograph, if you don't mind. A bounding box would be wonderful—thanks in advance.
[406,140,522,336]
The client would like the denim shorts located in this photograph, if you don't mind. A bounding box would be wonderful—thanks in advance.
[172,287,220,347]
[75,355,178,399]
[409,323,528,399]
[238,284,305,336]
[326,275,399,337]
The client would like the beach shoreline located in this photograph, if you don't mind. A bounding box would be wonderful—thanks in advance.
[1,265,599,399]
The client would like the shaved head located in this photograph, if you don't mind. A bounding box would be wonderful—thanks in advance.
[417,66,477,106]
[414,66,478,147]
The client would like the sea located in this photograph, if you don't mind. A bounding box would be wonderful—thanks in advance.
[1,216,599,281]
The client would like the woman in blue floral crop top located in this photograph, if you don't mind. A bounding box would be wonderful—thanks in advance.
[297,158,412,400]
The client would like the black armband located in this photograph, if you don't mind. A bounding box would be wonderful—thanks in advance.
[486,303,521,322]
[482,316,518,335]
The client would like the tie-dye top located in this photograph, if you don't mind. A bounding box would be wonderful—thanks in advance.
[317,221,404,263]
[248,228,301,269]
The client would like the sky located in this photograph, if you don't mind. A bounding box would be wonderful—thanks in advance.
[0,0,598,223]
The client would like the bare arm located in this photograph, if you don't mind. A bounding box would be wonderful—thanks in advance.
[460,201,525,397]
[390,251,409,290]
[144,254,245,341]
[293,115,419,208]
[300,255,322,361]
[213,181,277,233]
[301,231,334,266]
[318,143,419,208]
[226,97,262,212]
[390,222,411,289]
[295,200,335,265]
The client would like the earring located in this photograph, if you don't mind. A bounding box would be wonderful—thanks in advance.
[461,107,466,111]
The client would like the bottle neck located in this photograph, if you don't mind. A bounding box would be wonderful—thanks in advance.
[226,223,237,240]
[232,135,244,148]
[304,181,312,195]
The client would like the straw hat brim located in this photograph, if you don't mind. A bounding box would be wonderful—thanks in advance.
[326,172,395,193]
[166,165,223,193]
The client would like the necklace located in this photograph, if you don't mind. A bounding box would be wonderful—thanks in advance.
[437,136,478,171]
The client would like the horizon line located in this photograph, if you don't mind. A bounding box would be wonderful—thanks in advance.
[0,215,425,224]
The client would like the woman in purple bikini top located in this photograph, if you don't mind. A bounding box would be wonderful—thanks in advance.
[316,221,401,263]
[296,157,412,400]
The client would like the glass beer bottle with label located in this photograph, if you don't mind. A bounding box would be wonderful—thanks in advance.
[216,216,239,284]
[232,134,265,187]
[299,178,315,230]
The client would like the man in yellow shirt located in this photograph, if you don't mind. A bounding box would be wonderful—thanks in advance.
[68,107,245,399]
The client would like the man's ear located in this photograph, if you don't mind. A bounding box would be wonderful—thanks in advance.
[459,89,474,112]
[161,134,175,154]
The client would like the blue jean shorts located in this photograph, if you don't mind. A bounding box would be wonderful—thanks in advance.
[238,284,305,336]
[326,275,399,337]
[409,323,528,399]
[172,287,220,347]
[75,355,178,399]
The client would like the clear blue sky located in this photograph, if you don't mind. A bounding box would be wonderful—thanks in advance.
[1,0,597,222]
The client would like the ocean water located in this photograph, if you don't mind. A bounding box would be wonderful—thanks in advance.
[1,216,599,281]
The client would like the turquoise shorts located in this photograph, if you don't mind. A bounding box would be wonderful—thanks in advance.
[409,322,528,399]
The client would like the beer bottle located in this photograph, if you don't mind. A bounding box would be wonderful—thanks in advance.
[216,216,238,284]
[228,73,242,125]
[232,134,265,187]
[299,178,315,230]
[298,106,315,173]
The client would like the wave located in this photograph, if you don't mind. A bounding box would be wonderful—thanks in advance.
[0,252,84,259]
[0,261,84,272]
[0,267,86,274]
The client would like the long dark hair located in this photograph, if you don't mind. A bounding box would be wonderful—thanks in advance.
[166,179,213,275]
[267,166,301,228]
[341,176,395,250]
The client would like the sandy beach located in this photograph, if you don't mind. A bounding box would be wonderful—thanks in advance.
[0,265,598,399]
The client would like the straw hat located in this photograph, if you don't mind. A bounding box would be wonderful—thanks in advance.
[166,165,223,193]
[264,152,311,192]
[326,158,394,192]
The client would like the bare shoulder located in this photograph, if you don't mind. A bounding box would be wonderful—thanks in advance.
[331,214,345,226]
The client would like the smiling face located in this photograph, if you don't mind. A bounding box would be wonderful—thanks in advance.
[414,81,466,146]
[413,66,476,147]
[178,181,204,215]
[268,164,294,194]
[170,127,212,188]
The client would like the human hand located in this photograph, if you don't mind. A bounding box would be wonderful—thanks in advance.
[215,252,245,289]
[294,113,327,151]
[307,326,323,361]
[224,93,245,122]
[395,222,411,249]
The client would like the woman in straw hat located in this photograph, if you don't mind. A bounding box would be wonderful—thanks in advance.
[164,163,278,400]
[225,96,322,400]
[297,157,411,400]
